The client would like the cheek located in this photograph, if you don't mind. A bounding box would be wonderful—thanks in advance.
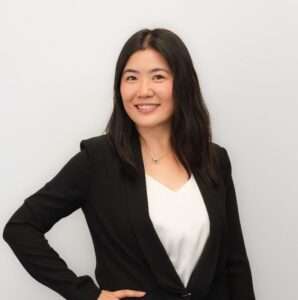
[120,84,135,102]
[120,86,136,115]
[158,83,174,102]
[120,84,126,100]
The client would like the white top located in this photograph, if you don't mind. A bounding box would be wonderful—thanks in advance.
[145,172,210,288]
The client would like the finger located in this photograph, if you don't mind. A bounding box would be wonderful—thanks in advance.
[114,289,146,298]
[98,290,118,300]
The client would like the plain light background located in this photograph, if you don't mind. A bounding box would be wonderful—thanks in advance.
[1,0,297,299]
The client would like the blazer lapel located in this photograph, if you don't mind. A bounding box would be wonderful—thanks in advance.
[186,170,224,294]
[123,136,223,295]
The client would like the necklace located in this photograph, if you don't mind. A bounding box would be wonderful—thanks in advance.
[143,145,171,164]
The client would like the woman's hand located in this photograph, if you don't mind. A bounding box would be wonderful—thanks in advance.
[97,289,146,300]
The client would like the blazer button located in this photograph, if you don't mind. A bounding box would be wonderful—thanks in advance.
[181,291,192,298]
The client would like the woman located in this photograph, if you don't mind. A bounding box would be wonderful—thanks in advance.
[3,28,256,300]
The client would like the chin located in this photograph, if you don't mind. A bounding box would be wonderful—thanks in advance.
[134,119,171,130]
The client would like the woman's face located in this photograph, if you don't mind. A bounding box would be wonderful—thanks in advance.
[120,48,174,131]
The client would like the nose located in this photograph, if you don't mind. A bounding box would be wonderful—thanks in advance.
[137,79,154,98]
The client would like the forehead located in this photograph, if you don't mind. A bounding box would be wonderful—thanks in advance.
[124,48,171,71]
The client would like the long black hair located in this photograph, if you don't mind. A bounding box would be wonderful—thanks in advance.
[105,28,220,187]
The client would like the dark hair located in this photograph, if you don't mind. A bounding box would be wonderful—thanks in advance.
[105,28,220,187]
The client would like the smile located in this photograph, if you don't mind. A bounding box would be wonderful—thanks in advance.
[135,104,160,114]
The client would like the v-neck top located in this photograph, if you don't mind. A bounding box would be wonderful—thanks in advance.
[145,172,210,288]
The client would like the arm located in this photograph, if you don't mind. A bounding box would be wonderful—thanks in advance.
[221,147,256,300]
[2,140,101,300]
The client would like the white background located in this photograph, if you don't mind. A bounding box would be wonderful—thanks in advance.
[1,0,298,299]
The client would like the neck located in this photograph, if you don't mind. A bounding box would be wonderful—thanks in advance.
[136,125,172,156]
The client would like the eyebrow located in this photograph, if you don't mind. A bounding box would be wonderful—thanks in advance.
[122,68,171,74]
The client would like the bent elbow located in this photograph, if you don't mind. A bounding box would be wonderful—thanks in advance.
[3,222,23,246]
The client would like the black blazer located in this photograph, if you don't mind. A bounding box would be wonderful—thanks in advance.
[3,134,256,300]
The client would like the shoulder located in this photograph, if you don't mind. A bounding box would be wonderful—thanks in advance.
[80,133,109,150]
[79,133,116,162]
[210,141,232,177]
[211,141,228,159]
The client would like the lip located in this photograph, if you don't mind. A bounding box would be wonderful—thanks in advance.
[134,103,160,106]
[134,103,160,114]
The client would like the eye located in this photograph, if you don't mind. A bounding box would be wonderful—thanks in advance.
[125,75,137,81]
[153,74,165,80]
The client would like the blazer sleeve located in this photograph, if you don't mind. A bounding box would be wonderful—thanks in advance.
[2,140,101,300]
[221,147,256,300]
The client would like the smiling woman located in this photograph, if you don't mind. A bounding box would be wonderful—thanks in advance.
[107,28,221,187]
[3,28,256,300]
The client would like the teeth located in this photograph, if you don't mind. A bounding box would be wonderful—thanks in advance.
[137,104,159,107]
[136,104,160,113]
